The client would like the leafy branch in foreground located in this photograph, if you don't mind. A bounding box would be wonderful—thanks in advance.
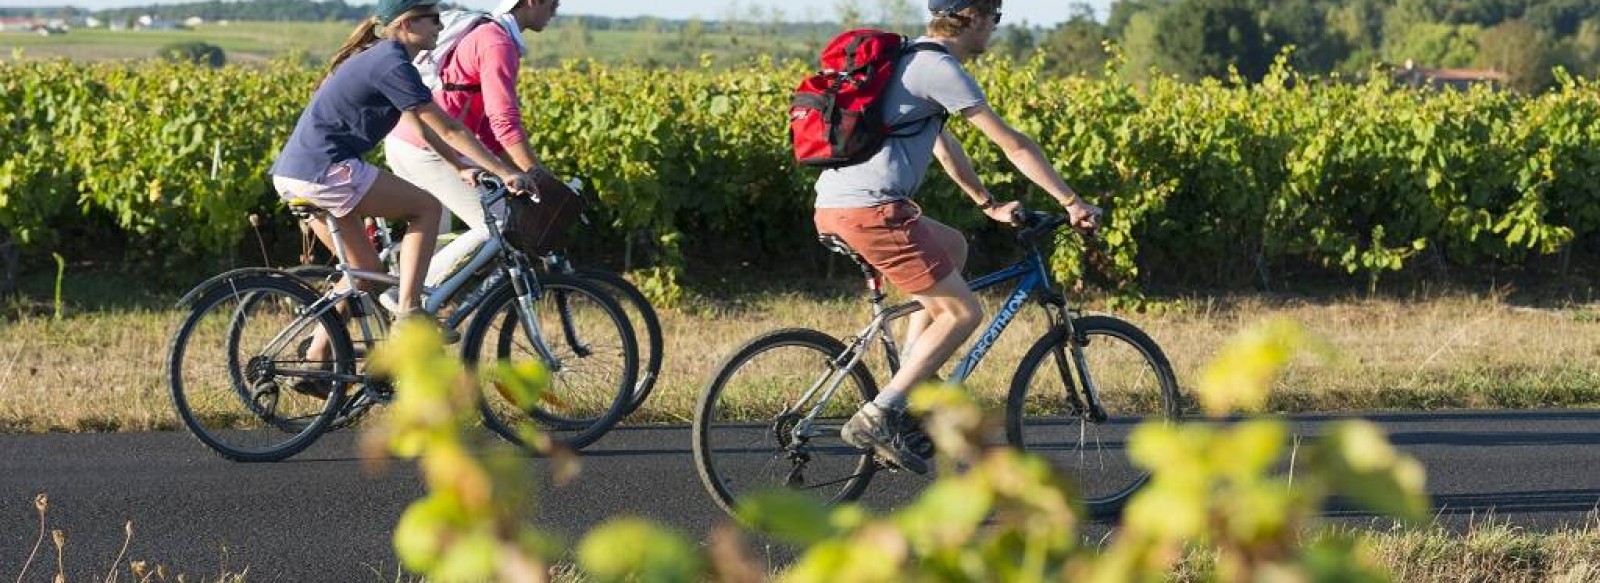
[373,317,1431,582]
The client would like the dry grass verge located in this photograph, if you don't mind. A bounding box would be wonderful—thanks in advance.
[1,292,1597,432]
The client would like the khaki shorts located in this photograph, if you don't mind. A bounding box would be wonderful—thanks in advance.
[814,200,956,294]
[272,159,380,218]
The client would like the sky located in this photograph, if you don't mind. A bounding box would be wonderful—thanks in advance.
[37,0,1116,27]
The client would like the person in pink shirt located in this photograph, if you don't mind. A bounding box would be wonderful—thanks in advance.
[384,0,558,296]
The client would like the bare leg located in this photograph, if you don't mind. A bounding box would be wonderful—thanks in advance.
[350,171,442,312]
[300,212,381,363]
[900,218,970,360]
[302,172,442,361]
[875,270,984,409]
[842,270,982,474]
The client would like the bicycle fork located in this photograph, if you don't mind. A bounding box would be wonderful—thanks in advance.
[1048,305,1108,423]
[506,264,565,371]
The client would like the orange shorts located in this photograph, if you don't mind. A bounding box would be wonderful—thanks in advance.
[814,201,956,294]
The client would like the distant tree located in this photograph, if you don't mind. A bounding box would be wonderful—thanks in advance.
[835,0,865,30]
[990,24,1037,62]
[1263,0,1351,73]
[1475,19,1556,90]
[1563,17,1600,74]
[1526,0,1600,37]
[1041,4,1111,76]
[1330,0,1387,64]
[1121,10,1168,82]
[638,16,662,56]
[159,41,226,67]
[1107,0,1179,39]
[558,18,592,57]
[874,0,919,32]
[1149,0,1272,82]
[677,17,707,59]
[1384,22,1481,67]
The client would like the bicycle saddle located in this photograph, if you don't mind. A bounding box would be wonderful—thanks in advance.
[817,233,882,280]
[285,198,325,219]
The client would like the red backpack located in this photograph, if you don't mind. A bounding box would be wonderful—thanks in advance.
[789,30,949,168]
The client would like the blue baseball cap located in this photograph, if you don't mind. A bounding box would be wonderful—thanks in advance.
[375,0,439,25]
[928,0,978,16]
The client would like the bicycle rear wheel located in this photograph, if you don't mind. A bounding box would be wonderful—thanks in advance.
[571,268,663,418]
[1005,315,1180,519]
[693,328,879,518]
[463,273,637,451]
[168,275,352,462]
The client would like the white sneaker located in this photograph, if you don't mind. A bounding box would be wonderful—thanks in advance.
[378,288,401,314]
[379,287,432,314]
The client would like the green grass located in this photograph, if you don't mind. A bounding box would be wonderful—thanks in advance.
[1,22,353,63]
[3,264,1599,433]
[0,21,820,66]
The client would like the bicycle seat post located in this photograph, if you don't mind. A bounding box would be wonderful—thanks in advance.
[817,234,886,305]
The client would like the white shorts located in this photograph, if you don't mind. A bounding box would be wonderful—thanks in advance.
[272,159,380,218]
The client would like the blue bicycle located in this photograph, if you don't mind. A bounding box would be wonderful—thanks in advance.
[692,210,1180,519]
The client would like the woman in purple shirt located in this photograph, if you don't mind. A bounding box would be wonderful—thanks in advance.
[270,0,530,363]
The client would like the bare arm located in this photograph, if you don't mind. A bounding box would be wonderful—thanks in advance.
[961,103,1100,231]
[500,140,543,174]
[417,123,466,171]
[932,129,1018,222]
[407,103,530,190]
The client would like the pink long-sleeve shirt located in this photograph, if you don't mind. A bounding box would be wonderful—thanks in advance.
[390,20,526,154]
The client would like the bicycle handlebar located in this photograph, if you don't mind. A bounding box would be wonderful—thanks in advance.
[473,171,504,192]
[1012,209,1070,244]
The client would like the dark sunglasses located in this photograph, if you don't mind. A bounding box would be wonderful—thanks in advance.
[409,12,441,25]
[991,11,1003,24]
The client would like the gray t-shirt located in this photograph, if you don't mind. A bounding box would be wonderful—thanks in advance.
[813,37,988,209]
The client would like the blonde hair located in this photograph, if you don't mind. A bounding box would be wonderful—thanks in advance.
[927,0,1002,38]
[326,16,383,78]
[322,7,431,86]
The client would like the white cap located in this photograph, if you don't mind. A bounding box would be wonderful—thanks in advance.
[492,0,521,15]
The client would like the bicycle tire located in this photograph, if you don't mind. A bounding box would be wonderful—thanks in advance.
[168,274,353,462]
[1005,315,1180,519]
[462,273,638,451]
[693,328,879,519]
[570,268,663,417]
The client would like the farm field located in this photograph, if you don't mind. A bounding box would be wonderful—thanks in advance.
[0,20,817,66]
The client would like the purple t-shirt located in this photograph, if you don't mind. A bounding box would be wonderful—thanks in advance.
[271,40,433,181]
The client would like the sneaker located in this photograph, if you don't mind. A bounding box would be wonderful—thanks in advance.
[378,288,401,314]
[289,339,334,400]
[379,288,435,317]
[841,402,929,474]
[895,409,935,460]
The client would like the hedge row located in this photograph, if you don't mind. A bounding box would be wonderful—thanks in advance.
[3,55,1597,294]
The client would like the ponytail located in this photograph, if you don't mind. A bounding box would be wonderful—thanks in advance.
[326,16,382,78]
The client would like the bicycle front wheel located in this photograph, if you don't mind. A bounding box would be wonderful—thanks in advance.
[571,268,663,418]
[168,275,352,462]
[1006,315,1180,519]
[463,273,638,451]
[693,328,879,518]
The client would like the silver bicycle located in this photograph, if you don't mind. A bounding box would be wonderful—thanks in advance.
[167,175,638,461]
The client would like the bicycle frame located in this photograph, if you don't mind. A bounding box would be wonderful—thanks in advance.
[788,244,1075,442]
[284,182,565,378]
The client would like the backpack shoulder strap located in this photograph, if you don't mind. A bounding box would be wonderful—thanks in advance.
[885,41,954,136]
[434,13,496,93]
[902,41,949,56]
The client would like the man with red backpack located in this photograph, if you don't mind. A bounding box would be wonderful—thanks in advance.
[807,0,1102,473]
[382,0,558,301]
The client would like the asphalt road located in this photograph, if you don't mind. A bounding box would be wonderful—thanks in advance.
[3,409,1598,582]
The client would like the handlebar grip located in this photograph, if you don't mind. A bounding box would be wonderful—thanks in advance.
[474,172,504,191]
